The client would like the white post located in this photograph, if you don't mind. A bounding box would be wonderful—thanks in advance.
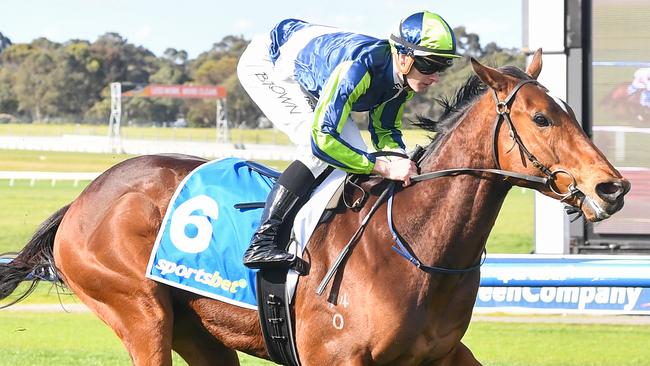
[216,98,229,144]
[525,0,571,254]
[615,130,626,162]
[108,82,123,153]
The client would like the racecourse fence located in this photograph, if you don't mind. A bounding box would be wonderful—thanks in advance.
[0,171,100,187]
[0,135,296,161]
[0,126,646,165]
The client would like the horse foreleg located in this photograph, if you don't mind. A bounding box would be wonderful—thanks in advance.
[171,308,240,366]
[435,342,481,366]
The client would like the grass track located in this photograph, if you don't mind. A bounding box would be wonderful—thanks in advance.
[0,123,434,147]
[0,311,648,366]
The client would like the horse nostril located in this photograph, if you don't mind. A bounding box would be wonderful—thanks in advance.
[595,181,628,203]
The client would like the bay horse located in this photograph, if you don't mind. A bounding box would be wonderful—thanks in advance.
[0,50,629,365]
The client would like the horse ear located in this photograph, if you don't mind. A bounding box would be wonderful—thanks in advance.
[470,57,505,91]
[526,48,543,79]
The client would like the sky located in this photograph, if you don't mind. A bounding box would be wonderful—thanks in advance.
[1,0,523,59]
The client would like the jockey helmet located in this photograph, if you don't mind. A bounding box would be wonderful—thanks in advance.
[389,11,461,63]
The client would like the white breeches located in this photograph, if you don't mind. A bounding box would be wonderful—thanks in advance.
[237,30,368,177]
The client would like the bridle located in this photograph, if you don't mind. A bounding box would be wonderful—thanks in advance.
[490,79,584,200]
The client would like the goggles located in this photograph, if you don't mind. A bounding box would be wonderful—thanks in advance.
[412,56,453,75]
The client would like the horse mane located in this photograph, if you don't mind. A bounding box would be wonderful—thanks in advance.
[414,65,532,153]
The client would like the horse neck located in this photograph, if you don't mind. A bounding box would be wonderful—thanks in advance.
[398,96,512,270]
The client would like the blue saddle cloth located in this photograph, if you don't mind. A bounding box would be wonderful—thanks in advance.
[146,157,274,309]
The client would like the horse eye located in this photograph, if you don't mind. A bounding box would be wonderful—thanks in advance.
[533,113,550,127]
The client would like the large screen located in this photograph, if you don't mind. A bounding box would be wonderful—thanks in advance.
[591,0,650,236]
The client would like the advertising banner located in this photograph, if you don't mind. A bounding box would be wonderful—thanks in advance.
[475,255,650,314]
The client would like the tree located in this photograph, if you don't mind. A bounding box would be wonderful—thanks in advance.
[163,47,188,65]
[0,26,525,128]
[88,33,174,125]
[90,32,158,86]
[0,67,18,115]
[14,49,58,121]
[186,35,250,127]
[208,35,248,58]
[223,73,261,128]
[192,56,237,85]
[43,41,104,120]
[0,32,11,54]
[0,43,33,65]
[454,26,483,58]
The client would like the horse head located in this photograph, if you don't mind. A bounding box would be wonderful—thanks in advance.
[470,49,630,221]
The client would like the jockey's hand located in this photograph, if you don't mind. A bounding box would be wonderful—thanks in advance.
[372,158,418,187]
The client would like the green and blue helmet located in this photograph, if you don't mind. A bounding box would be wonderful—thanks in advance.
[389,11,461,60]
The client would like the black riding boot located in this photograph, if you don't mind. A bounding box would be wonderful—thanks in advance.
[243,161,315,269]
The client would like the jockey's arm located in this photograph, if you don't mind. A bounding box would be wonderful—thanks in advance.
[368,90,418,186]
[310,61,376,174]
[310,60,417,185]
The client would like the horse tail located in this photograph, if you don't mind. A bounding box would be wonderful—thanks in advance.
[0,204,69,308]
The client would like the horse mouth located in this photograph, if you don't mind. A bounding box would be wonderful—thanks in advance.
[581,195,625,222]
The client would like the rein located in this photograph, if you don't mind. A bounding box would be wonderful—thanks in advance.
[387,183,487,275]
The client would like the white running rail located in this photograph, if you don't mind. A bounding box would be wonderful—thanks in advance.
[0,171,100,187]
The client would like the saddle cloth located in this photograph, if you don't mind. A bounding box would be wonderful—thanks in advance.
[145,157,345,309]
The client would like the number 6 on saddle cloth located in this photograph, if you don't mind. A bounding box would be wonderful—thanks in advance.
[146,157,349,366]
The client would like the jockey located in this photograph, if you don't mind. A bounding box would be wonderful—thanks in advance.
[628,67,650,108]
[237,11,460,269]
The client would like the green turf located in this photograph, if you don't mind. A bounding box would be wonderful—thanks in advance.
[0,123,292,146]
[0,181,87,254]
[0,311,646,366]
[0,149,135,172]
[464,321,650,366]
[0,312,135,366]
[0,311,271,365]
[0,181,533,255]
[0,123,434,147]
[486,188,534,254]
